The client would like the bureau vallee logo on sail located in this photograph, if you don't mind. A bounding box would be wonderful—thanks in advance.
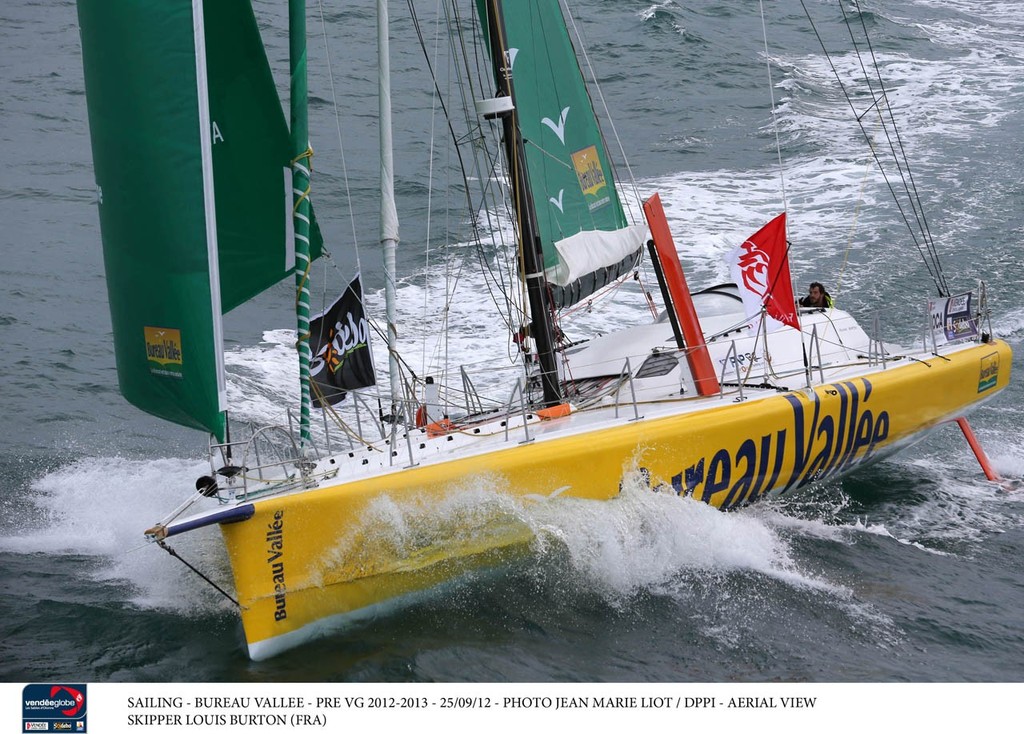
[572,145,610,211]
[144,326,183,378]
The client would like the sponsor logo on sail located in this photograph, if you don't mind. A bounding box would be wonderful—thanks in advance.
[541,106,570,144]
[144,326,183,378]
[978,352,999,392]
[735,240,771,299]
[572,145,610,211]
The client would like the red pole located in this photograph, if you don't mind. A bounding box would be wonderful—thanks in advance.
[955,417,1000,482]
[643,193,720,396]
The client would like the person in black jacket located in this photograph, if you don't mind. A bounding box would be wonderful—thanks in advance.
[799,281,833,308]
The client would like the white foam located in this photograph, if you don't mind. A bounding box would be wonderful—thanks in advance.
[992,306,1024,341]
[638,3,674,24]
[16,445,1015,632]
[21,0,1019,633]
[0,456,236,615]
[864,456,1023,547]
[525,471,855,603]
[773,46,1014,159]
[852,517,953,556]
[907,1,1024,59]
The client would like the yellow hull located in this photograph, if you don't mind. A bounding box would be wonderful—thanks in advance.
[221,340,1011,658]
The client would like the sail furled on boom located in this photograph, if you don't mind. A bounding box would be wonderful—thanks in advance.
[77,0,322,440]
[480,0,645,308]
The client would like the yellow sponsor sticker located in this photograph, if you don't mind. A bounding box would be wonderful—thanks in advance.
[144,326,183,377]
[572,145,609,210]
[978,351,999,392]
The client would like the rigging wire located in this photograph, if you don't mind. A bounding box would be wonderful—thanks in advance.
[753,0,802,335]
[315,0,364,275]
[418,2,436,378]
[312,0,398,415]
[845,0,945,291]
[560,0,644,225]
[560,0,661,315]
[758,0,789,214]
[419,0,444,381]
[797,0,949,297]
[407,0,529,345]
[835,159,875,298]
[155,540,240,608]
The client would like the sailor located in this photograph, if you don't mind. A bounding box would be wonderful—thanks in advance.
[799,281,833,309]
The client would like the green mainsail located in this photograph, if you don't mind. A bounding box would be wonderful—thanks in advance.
[78,0,322,440]
[480,0,644,307]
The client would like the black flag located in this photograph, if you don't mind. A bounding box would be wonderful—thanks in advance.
[309,274,376,407]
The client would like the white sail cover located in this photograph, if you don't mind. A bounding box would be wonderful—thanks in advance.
[545,224,648,287]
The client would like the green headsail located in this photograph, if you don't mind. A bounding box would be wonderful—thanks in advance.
[479,0,645,307]
[78,0,322,440]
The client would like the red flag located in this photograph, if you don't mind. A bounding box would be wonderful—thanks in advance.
[726,213,798,331]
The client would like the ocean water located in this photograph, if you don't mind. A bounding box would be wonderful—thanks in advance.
[1,0,1023,686]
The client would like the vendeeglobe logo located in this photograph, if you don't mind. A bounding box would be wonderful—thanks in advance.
[22,684,87,733]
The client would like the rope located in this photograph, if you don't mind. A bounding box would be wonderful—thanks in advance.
[845,0,946,294]
[310,380,381,450]
[311,1,390,409]
[155,539,240,608]
[290,145,314,210]
[406,0,528,369]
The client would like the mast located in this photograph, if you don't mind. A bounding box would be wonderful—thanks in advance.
[483,0,562,407]
[289,0,313,448]
[378,0,402,417]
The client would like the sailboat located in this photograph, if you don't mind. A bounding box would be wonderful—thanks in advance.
[76,0,1012,660]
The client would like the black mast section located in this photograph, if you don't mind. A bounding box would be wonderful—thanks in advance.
[483,0,562,407]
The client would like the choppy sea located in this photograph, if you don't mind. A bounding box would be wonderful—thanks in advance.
[2,0,1022,700]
